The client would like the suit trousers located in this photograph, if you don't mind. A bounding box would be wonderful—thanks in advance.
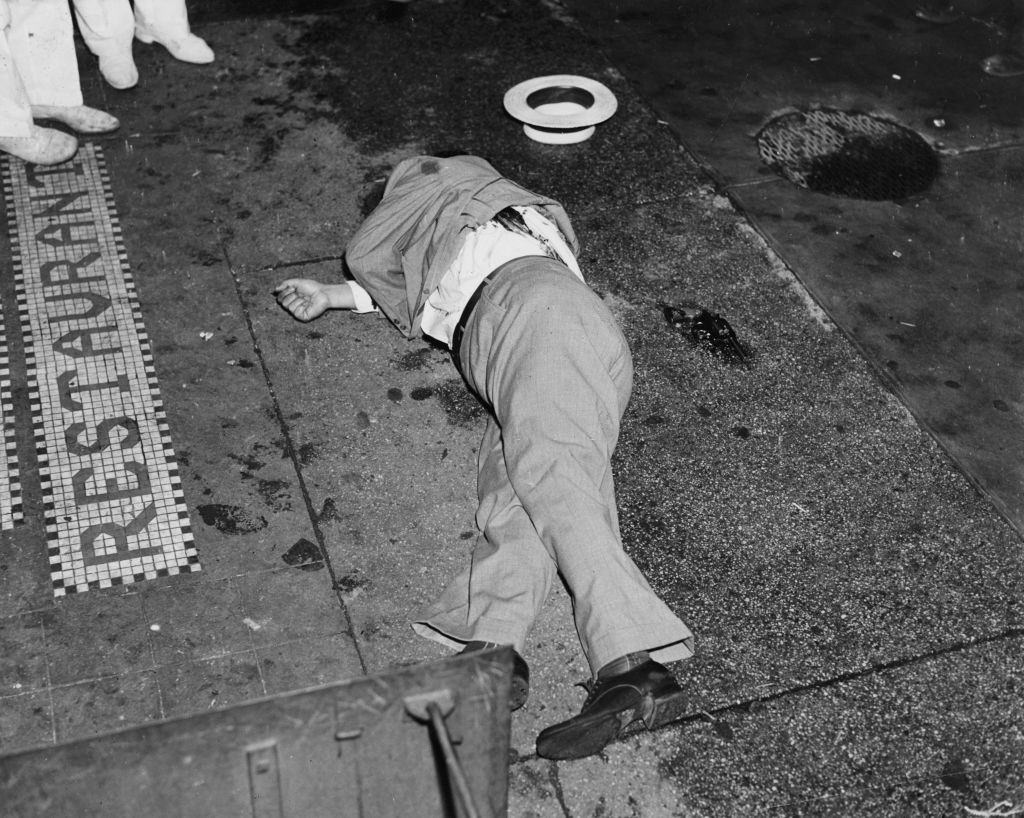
[1,0,82,138]
[73,0,194,60]
[413,256,693,674]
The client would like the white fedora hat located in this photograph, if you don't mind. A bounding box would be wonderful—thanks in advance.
[503,75,618,144]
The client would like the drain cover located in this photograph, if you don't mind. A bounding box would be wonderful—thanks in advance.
[756,108,939,200]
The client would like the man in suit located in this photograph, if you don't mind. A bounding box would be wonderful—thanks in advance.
[276,155,693,759]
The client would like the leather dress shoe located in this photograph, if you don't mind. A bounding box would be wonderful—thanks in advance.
[30,105,119,134]
[0,126,78,165]
[535,660,687,760]
[136,26,214,64]
[459,642,529,711]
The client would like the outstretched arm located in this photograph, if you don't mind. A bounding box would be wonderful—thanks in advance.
[274,279,359,321]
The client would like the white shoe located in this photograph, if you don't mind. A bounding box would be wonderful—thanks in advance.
[99,54,139,90]
[0,125,78,165]
[135,26,214,64]
[30,105,120,134]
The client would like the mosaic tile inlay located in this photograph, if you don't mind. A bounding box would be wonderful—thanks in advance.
[0,301,21,529]
[2,145,199,596]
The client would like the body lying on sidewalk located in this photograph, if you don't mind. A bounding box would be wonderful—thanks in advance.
[275,155,694,760]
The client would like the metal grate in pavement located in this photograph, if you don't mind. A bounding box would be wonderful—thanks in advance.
[756,107,940,200]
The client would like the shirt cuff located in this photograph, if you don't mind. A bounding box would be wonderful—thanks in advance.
[348,281,378,313]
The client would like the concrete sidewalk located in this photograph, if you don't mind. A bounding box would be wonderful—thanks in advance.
[0,0,1021,815]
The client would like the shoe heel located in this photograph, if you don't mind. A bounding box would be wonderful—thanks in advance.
[645,688,688,730]
[638,694,657,729]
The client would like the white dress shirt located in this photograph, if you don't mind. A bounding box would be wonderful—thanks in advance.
[347,206,583,348]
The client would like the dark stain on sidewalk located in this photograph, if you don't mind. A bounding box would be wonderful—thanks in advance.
[392,347,436,371]
[297,442,323,465]
[281,537,324,571]
[434,378,486,428]
[228,452,266,474]
[258,478,291,511]
[318,497,341,523]
[334,572,368,593]
[197,504,268,534]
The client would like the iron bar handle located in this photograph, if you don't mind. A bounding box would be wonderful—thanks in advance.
[425,701,481,818]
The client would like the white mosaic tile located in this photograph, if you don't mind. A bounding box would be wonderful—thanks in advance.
[2,146,199,596]
[0,290,21,529]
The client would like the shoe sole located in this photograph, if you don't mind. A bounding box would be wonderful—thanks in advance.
[536,687,689,760]
[621,686,689,738]
[536,711,623,760]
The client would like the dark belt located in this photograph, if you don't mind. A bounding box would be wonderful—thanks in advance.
[451,251,563,359]
[451,270,495,359]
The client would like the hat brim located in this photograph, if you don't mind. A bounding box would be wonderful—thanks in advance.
[503,75,618,130]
